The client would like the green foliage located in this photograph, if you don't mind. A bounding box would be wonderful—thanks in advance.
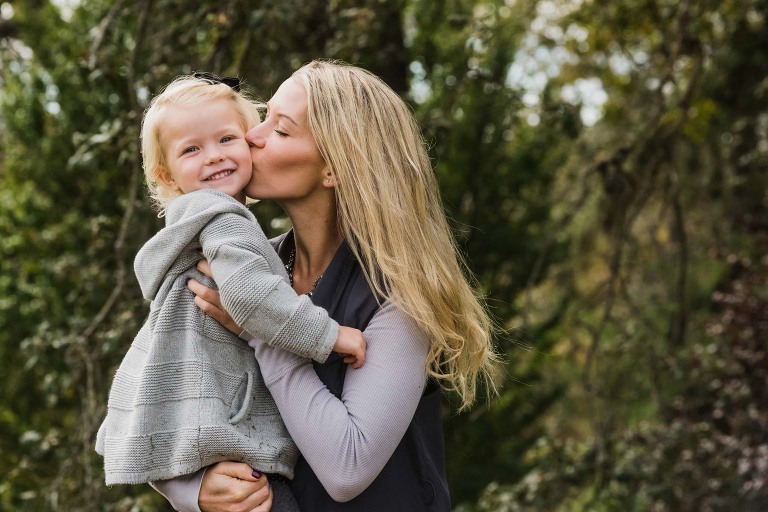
[464,251,768,512]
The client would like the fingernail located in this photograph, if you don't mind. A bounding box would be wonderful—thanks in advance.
[252,469,262,478]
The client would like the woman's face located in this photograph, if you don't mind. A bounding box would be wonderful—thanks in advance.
[245,78,328,202]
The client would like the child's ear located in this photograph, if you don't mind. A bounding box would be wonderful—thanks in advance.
[157,167,180,191]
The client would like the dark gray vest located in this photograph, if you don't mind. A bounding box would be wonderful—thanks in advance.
[273,233,451,511]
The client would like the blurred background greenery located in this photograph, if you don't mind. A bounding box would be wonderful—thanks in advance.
[1,0,767,510]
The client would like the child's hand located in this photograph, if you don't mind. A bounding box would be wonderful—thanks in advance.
[334,326,367,369]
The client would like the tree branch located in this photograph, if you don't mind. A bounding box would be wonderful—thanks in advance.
[87,0,125,70]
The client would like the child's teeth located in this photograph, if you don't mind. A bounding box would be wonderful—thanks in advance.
[209,170,233,180]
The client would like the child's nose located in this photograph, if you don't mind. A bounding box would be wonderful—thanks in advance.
[205,150,224,165]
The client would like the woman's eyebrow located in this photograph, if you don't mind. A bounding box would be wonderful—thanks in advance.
[277,113,298,126]
[265,101,298,126]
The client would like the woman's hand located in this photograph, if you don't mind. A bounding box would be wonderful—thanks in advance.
[188,259,243,335]
[199,462,272,512]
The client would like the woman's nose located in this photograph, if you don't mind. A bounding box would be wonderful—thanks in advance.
[246,125,266,148]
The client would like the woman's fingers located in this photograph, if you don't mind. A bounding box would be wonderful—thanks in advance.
[251,488,273,512]
[188,279,243,335]
[197,258,214,278]
[188,278,223,308]
[213,461,262,481]
[200,463,273,512]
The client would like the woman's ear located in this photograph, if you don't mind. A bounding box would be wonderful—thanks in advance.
[322,168,337,188]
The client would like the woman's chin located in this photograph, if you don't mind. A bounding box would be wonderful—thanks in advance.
[244,183,263,199]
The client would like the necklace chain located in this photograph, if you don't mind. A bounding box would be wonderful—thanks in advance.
[285,247,324,298]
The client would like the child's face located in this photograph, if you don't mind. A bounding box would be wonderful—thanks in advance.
[159,98,253,203]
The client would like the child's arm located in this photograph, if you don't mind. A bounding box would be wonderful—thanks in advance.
[193,259,367,368]
[160,189,341,363]
[198,210,338,362]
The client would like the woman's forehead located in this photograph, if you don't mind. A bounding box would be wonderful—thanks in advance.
[269,78,308,117]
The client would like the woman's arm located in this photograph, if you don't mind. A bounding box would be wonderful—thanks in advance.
[249,301,429,502]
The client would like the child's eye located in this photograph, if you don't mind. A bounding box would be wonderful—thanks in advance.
[221,135,235,143]
[182,146,198,154]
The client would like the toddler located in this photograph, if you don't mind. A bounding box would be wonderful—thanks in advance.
[95,74,365,508]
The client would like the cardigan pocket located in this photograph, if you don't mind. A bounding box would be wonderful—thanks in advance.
[228,371,254,424]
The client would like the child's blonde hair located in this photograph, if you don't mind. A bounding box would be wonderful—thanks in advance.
[140,75,262,211]
[293,60,500,410]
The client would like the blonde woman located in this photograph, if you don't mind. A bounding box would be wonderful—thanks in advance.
[155,60,498,512]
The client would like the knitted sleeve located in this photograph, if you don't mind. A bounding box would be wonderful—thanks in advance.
[249,301,429,502]
[199,212,337,363]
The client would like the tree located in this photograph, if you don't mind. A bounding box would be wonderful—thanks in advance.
[466,0,768,509]
[407,1,575,502]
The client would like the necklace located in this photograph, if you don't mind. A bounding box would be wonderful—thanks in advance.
[285,247,324,298]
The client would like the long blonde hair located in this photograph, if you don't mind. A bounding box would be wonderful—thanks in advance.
[140,76,262,211]
[293,60,499,410]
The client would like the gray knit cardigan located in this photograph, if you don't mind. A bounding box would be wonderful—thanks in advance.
[95,189,338,485]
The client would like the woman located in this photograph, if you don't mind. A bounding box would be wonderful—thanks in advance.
[155,60,498,511]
